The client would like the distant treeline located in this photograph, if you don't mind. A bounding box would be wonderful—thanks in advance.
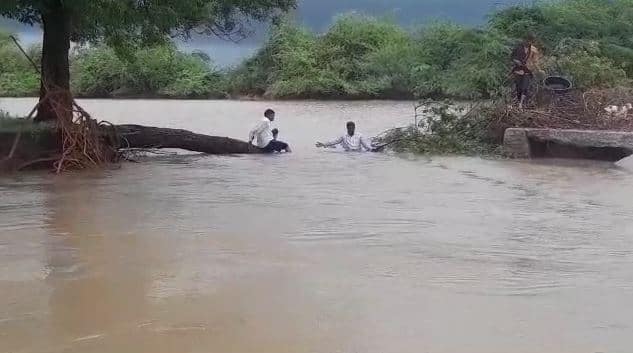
[2,0,632,100]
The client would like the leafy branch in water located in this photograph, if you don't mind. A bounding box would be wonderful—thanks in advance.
[376,100,501,156]
[378,85,633,156]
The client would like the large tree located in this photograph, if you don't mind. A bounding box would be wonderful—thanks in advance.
[0,0,295,122]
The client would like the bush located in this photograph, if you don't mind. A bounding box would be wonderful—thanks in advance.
[233,1,633,99]
[160,55,227,98]
[315,15,411,97]
[542,39,628,89]
[413,24,511,99]
[229,15,422,99]
[0,32,40,97]
[72,43,227,98]
[71,46,129,97]
[264,20,324,98]
[4,0,633,100]
[0,71,40,97]
[377,101,500,155]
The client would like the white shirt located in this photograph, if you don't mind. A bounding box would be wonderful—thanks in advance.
[323,134,373,151]
[249,117,273,148]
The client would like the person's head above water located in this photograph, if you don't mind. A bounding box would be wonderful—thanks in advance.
[264,109,275,121]
[346,121,356,136]
[272,128,279,140]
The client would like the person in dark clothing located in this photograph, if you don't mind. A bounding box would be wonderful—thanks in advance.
[266,128,291,153]
[511,34,536,108]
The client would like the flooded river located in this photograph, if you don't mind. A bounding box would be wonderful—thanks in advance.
[1,98,633,353]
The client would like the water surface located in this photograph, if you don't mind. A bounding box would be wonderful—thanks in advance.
[1,98,633,353]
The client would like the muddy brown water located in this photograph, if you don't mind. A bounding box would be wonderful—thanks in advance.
[1,98,633,353]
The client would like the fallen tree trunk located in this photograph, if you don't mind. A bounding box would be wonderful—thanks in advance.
[115,124,263,154]
[1,123,263,173]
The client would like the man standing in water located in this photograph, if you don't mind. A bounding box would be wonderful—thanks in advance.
[249,109,291,153]
[316,121,374,152]
[511,34,540,109]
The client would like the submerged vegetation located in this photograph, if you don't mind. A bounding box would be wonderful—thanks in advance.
[376,86,633,157]
[375,102,502,156]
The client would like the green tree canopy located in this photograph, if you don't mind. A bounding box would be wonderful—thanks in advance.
[0,0,295,121]
[0,0,295,43]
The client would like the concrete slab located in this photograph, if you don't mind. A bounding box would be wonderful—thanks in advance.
[503,128,633,160]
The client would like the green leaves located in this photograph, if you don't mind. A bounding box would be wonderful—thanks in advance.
[1,0,295,99]
[375,102,499,156]
[229,15,417,99]
[2,0,296,51]
[3,0,632,100]
[232,0,633,100]
[0,33,40,97]
[71,43,227,98]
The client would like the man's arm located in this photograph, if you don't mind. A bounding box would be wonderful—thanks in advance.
[248,128,256,143]
[316,136,343,148]
[249,121,266,143]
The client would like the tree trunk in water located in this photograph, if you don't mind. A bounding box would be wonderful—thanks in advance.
[35,0,72,123]
[1,125,262,172]
[116,125,263,154]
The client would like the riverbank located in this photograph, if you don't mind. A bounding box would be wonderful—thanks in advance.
[2,0,632,101]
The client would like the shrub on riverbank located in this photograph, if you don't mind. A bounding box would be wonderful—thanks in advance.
[72,44,227,98]
[1,0,632,100]
[0,32,40,97]
[228,16,416,99]
[231,0,633,99]
[0,32,228,99]
[490,0,633,88]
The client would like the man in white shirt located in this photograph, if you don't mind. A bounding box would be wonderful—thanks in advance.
[249,109,291,153]
[316,121,374,152]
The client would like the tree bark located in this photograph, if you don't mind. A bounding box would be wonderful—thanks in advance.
[1,124,264,172]
[35,0,73,122]
[116,125,263,154]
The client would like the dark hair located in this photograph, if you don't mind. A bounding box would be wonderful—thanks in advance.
[264,109,275,117]
[525,33,536,43]
[272,128,279,135]
[346,121,355,128]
